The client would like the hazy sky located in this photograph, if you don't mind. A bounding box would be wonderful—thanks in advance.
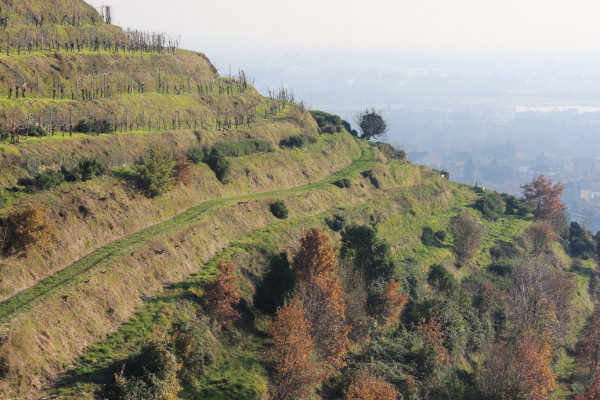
[87,0,600,51]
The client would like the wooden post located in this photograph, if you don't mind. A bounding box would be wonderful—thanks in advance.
[36,73,39,98]
[69,108,72,136]
[49,111,53,136]
[26,114,30,140]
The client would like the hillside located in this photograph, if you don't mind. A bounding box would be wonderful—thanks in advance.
[0,1,598,400]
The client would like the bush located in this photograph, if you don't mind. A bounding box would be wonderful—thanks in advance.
[449,210,485,264]
[254,253,296,315]
[270,200,289,219]
[212,139,272,157]
[374,142,406,161]
[186,146,208,164]
[488,260,514,276]
[204,148,230,183]
[476,191,505,221]
[326,214,347,232]
[134,144,176,197]
[33,169,64,190]
[427,264,457,293]
[333,178,352,188]
[421,227,437,246]
[73,118,112,134]
[2,203,55,253]
[72,157,107,182]
[28,124,47,137]
[280,135,309,148]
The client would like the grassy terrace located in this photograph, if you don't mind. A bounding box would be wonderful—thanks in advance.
[0,146,376,325]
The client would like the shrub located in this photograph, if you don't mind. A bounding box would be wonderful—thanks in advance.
[280,135,309,148]
[134,144,176,197]
[421,227,437,246]
[427,264,457,293]
[172,153,194,185]
[254,253,296,315]
[270,200,289,219]
[113,332,182,400]
[33,169,64,190]
[212,139,272,157]
[326,214,347,232]
[333,178,352,188]
[524,221,557,255]
[72,157,107,182]
[375,142,406,161]
[449,210,485,264]
[346,375,399,400]
[186,146,208,164]
[476,191,505,221]
[488,260,514,276]
[204,147,230,183]
[3,203,55,253]
[73,118,112,134]
[28,124,47,138]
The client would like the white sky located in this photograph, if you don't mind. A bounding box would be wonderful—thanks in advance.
[87,0,600,51]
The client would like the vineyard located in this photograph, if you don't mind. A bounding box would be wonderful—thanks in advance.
[0,0,302,146]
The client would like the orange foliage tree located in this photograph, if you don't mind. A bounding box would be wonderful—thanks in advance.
[346,375,399,400]
[293,228,349,372]
[3,202,55,253]
[515,329,557,400]
[204,260,240,329]
[266,298,321,400]
[478,329,556,400]
[378,278,408,327]
[414,313,450,364]
[521,174,566,221]
[172,153,194,185]
[577,308,600,376]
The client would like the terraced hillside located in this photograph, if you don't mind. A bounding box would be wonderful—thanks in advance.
[0,1,598,399]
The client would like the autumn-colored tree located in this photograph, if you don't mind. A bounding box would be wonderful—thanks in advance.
[293,228,349,372]
[449,210,485,264]
[576,372,600,400]
[521,174,566,221]
[378,278,408,327]
[515,329,557,400]
[266,298,321,400]
[414,313,450,364]
[345,375,399,400]
[477,329,556,400]
[577,308,600,376]
[204,260,240,329]
[3,202,55,253]
[524,221,557,255]
[172,153,194,185]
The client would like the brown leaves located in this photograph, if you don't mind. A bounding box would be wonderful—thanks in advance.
[521,174,566,221]
[515,329,557,400]
[172,153,194,185]
[577,372,600,400]
[345,375,399,400]
[3,202,55,254]
[204,260,240,329]
[414,313,450,364]
[266,298,321,400]
[379,278,408,327]
[293,228,349,373]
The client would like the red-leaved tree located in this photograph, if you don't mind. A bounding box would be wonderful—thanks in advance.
[204,260,240,329]
[378,278,408,327]
[293,228,349,373]
[577,308,600,377]
[521,174,566,221]
[346,375,399,400]
[267,298,321,400]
